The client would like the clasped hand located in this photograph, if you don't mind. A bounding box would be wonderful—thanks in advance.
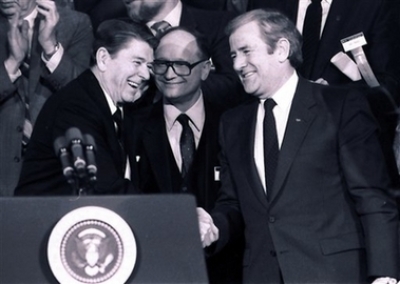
[197,207,219,248]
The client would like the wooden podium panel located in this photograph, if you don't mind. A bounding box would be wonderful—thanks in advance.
[0,194,208,283]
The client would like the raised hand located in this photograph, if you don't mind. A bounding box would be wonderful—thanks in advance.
[5,8,29,74]
[36,0,59,57]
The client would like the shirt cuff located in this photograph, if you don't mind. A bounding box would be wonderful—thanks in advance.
[8,68,21,83]
[41,43,64,73]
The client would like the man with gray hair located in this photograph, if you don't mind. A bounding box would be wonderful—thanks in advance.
[198,9,398,284]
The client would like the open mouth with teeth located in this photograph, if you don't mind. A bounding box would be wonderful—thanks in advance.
[128,80,139,88]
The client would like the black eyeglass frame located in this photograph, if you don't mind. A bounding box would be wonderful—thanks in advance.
[149,59,209,76]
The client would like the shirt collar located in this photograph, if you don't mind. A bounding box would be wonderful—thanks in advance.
[260,71,298,111]
[102,88,118,115]
[147,0,182,29]
[24,7,38,29]
[164,92,205,132]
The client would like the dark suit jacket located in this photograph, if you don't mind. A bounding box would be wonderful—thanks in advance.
[15,70,136,196]
[211,78,399,283]
[0,6,93,196]
[132,100,221,210]
[248,0,400,188]
[129,99,243,283]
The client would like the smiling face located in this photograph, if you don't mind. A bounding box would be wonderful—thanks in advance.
[154,30,210,110]
[99,38,154,104]
[229,21,286,99]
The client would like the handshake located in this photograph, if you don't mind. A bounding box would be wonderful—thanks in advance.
[197,207,219,248]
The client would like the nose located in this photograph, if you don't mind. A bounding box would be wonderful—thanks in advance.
[233,53,247,72]
[164,65,177,80]
[139,62,151,81]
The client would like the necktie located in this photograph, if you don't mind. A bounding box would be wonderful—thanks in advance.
[151,20,172,38]
[264,99,279,198]
[301,0,322,79]
[113,108,126,171]
[177,114,195,178]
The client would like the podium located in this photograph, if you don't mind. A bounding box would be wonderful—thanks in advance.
[0,194,208,283]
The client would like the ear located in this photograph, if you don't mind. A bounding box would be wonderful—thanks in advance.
[200,59,212,81]
[276,38,290,63]
[96,47,111,72]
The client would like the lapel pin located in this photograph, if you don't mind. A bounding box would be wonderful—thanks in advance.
[295,118,302,122]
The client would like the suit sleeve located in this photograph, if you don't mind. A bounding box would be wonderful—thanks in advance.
[211,114,244,253]
[41,10,93,91]
[338,89,399,278]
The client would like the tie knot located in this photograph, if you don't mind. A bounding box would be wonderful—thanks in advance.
[264,99,276,112]
[177,113,190,127]
[113,108,123,125]
[311,0,322,3]
[151,21,172,38]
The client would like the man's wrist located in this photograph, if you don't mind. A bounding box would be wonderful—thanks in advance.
[43,42,60,61]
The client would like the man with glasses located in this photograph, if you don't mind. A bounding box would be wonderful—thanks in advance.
[129,26,243,283]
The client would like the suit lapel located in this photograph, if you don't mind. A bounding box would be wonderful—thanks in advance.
[179,4,197,30]
[142,102,175,193]
[237,100,270,209]
[78,71,125,174]
[269,78,317,202]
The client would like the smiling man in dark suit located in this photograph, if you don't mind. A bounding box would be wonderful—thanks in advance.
[122,0,247,110]
[241,0,400,189]
[14,19,157,196]
[0,0,93,196]
[198,9,399,284]
[131,26,243,283]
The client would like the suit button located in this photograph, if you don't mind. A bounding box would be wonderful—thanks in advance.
[182,186,187,192]
[16,126,23,132]
[270,250,277,257]
[14,156,20,163]
[268,216,276,223]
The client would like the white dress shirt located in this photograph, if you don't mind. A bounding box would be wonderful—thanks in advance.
[164,93,205,172]
[296,0,332,37]
[254,72,298,191]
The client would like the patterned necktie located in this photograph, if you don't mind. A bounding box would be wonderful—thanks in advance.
[264,99,279,198]
[300,0,322,79]
[151,20,172,38]
[177,114,195,178]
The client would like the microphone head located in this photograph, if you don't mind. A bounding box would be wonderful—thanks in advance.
[53,136,67,156]
[65,127,83,143]
[83,134,96,151]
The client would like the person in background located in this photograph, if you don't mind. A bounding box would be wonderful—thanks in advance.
[122,0,247,110]
[15,19,156,196]
[198,9,399,283]
[0,0,93,196]
[130,26,243,283]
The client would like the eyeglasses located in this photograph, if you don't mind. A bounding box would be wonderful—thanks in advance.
[149,59,208,76]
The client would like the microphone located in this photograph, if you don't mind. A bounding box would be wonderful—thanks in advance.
[65,127,86,178]
[83,134,97,181]
[53,136,75,185]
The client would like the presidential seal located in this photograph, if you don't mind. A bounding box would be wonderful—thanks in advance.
[48,206,137,284]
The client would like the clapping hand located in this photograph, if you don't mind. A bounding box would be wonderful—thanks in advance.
[36,0,59,56]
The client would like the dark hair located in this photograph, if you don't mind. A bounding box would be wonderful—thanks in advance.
[226,9,303,68]
[90,19,158,66]
[158,26,211,59]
